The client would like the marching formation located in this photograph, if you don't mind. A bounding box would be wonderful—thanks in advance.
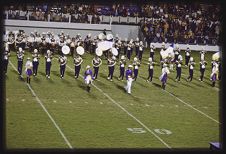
[3,30,221,93]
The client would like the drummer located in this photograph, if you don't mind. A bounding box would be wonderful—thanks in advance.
[74,53,83,79]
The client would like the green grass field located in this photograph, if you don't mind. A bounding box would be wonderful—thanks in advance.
[5,48,220,149]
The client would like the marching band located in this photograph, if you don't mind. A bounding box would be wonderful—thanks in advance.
[3,30,221,92]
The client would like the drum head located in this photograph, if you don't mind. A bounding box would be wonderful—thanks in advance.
[76,46,85,55]
[111,47,118,56]
[95,48,103,56]
[106,34,113,40]
[62,45,70,55]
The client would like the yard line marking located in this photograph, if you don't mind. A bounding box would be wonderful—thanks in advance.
[9,61,73,149]
[130,103,134,106]
[163,89,220,124]
[66,65,171,149]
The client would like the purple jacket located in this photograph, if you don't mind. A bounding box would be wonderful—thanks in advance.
[125,69,133,80]
[84,69,93,79]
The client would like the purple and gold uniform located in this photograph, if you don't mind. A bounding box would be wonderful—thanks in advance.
[199,60,207,81]
[17,47,24,76]
[147,58,155,82]
[107,56,116,81]
[92,55,102,79]
[58,55,67,79]
[125,65,133,94]
[118,55,126,80]
[132,57,140,81]
[74,55,83,79]
[159,64,170,90]
[25,58,33,84]
[32,49,40,76]
[187,57,195,81]
[45,50,53,78]
[210,62,218,87]
[84,66,93,92]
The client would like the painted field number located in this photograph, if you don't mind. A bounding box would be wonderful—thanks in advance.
[154,129,172,135]
[127,128,146,134]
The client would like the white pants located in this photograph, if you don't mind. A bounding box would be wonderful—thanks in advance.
[125,78,133,94]
[85,78,92,85]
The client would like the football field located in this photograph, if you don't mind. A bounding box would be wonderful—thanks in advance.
[5,49,220,149]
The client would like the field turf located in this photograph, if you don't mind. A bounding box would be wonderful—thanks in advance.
[5,48,220,149]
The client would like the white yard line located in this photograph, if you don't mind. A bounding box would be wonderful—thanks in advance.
[163,89,220,124]
[66,65,171,149]
[9,61,73,149]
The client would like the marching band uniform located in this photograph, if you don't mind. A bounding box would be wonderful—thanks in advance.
[45,50,53,78]
[115,40,122,58]
[159,63,170,90]
[107,56,116,81]
[15,34,23,49]
[123,38,128,55]
[160,42,166,61]
[8,32,15,52]
[187,57,195,81]
[150,44,155,61]
[147,57,155,82]
[200,50,206,61]
[58,37,66,54]
[17,47,24,76]
[127,40,133,60]
[175,55,183,81]
[50,36,56,53]
[132,57,140,81]
[35,34,42,51]
[135,38,140,56]
[32,49,40,76]
[84,34,92,53]
[3,50,10,74]
[125,65,133,94]
[118,55,126,80]
[74,54,83,79]
[210,62,218,87]
[138,41,144,61]
[59,54,67,79]
[218,61,221,80]
[25,58,33,84]
[91,36,98,54]
[70,37,76,56]
[174,46,180,62]
[185,47,191,66]
[92,55,102,79]
[84,65,93,92]
[199,60,207,81]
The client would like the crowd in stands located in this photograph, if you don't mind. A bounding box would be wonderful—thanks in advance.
[4,3,221,45]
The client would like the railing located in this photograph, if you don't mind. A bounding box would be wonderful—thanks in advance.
[4,10,143,25]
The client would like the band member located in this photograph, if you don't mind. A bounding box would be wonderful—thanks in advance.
[174,44,180,62]
[147,57,155,82]
[132,57,140,81]
[159,63,170,90]
[58,36,66,54]
[218,61,221,80]
[175,54,183,82]
[84,33,92,53]
[91,36,98,54]
[7,31,15,52]
[150,44,155,61]
[35,33,42,51]
[32,49,40,76]
[187,57,195,81]
[107,56,116,81]
[160,42,166,61]
[40,33,47,54]
[185,46,191,67]
[25,57,33,84]
[45,50,53,78]
[138,41,144,61]
[17,47,24,76]
[135,37,140,56]
[124,65,133,94]
[92,55,102,79]
[50,35,56,53]
[118,55,126,81]
[115,39,122,58]
[84,65,94,92]
[3,49,10,74]
[70,37,76,56]
[210,61,218,87]
[200,48,206,61]
[15,34,23,50]
[27,32,35,53]
[168,52,174,70]
[58,54,67,79]
[127,39,133,60]
[199,60,207,82]
[74,54,83,79]
[123,38,128,55]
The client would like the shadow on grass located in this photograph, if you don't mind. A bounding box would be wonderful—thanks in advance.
[52,70,59,77]
[33,76,41,83]
[66,71,75,78]
[39,71,46,77]
[167,82,177,88]
[191,81,205,88]
[152,82,162,88]
[99,72,107,79]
